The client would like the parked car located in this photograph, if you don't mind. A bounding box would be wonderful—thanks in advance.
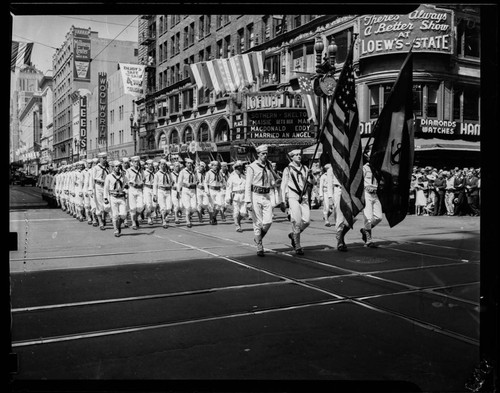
[20,173,38,187]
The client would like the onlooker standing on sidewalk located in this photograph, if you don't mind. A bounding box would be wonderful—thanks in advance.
[444,170,456,215]
[415,174,427,216]
[465,169,480,216]
[433,171,447,216]
[453,168,467,216]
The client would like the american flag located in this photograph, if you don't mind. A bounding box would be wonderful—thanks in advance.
[321,40,364,229]
[293,74,318,124]
[11,41,34,71]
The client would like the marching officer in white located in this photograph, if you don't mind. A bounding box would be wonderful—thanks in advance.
[320,164,334,226]
[153,158,173,229]
[104,160,129,237]
[91,152,111,230]
[326,164,350,251]
[73,161,86,222]
[225,160,247,232]
[87,158,99,226]
[205,160,224,225]
[177,158,198,228]
[143,159,156,225]
[280,149,315,255]
[361,154,382,248]
[126,156,145,230]
[245,144,274,257]
[82,159,93,225]
[120,157,131,227]
[196,161,209,223]
[170,161,183,224]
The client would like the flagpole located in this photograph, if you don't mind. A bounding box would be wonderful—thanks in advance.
[298,37,358,202]
[362,40,415,157]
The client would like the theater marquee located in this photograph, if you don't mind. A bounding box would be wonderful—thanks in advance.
[359,4,454,58]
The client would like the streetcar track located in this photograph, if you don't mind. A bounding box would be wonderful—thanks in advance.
[11,213,480,349]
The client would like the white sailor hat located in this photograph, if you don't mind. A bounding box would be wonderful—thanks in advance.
[159,158,167,165]
[152,161,159,167]
[233,160,244,168]
[92,157,99,163]
[185,158,194,164]
[131,156,141,162]
[288,149,301,158]
[324,163,332,169]
[255,144,268,153]
[199,161,206,167]
[221,161,228,167]
[86,159,93,163]
[146,159,154,165]
[210,160,219,166]
[111,160,122,167]
[97,152,108,158]
[121,157,129,163]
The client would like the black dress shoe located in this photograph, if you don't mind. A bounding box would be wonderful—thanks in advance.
[295,248,304,255]
[360,228,367,243]
[257,250,265,257]
[288,233,296,248]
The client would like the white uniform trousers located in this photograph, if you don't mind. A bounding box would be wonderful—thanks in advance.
[207,188,223,212]
[288,197,311,234]
[322,188,332,217]
[230,190,247,219]
[332,185,346,228]
[74,186,83,207]
[157,188,173,214]
[110,195,127,219]
[249,192,273,236]
[128,186,144,214]
[181,188,197,213]
[197,187,210,211]
[143,185,155,214]
[95,185,111,215]
[172,187,181,213]
[363,190,382,230]
[270,187,282,207]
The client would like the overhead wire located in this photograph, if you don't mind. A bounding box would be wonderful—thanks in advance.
[90,16,139,63]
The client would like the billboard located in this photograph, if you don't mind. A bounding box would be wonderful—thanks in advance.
[359,4,454,58]
[98,73,108,141]
[73,27,91,82]
[119,63,146,97]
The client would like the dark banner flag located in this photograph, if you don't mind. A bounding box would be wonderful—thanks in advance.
[368,49,415,228]
[320,39,364,229]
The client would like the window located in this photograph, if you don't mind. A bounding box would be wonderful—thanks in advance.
[198,88,211,105]
[293,15,302,29]
[224,35,231,57]
[291,42,315,73]
[184,26,189,49]
[216,15,223,29]
[184,127,193,143]
[198,123,210,141]
[329,29,351,64]
[457,18,480,58]
[204,15,211,36]
[237,29,245,53]
[412,84,423,117]
[189,22,195,45]
[217,40,223,59]
[247,24,254,49]
[369,85,380,119]
[169,94,180,114]
[182,88,194,110]
[463,85,479,120]
[426,85,438,118]
[170,129,179,144]
[263,55,281,85]
[262,16,271,43]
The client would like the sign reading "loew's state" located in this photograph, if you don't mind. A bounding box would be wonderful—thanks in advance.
[359,4,454,58]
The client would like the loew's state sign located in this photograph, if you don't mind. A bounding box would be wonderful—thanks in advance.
[359,4,453,58]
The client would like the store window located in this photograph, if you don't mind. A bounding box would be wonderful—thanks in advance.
[328,29,352,64]
[369,85,380,119]
[412,84,423,117]
[291,42,315,73]
[214,119,230,142]
[426,85,438,118]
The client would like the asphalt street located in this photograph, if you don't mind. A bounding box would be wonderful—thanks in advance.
[8,185,484,392]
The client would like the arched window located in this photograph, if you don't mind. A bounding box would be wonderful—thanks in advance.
[184,126,193,143]
[214,119,230,142]
[170,129,179,144]
[198,123,210,142]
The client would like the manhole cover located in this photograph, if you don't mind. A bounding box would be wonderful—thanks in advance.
[346,256,388,264]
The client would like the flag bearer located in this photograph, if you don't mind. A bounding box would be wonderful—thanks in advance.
[104,160,129,237]
[196,161,209,223]
[225,160,247,232]
[245,144,274,257]
[177,158,198,228]
[326,164,350,251]
[143,159,156,225]
[153,158,173,228]
[280,149,315,255]
[360,154,382,248]
[205,160,224,225]
[126,156,145,230]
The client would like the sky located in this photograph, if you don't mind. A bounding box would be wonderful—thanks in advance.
[11,15,139,74]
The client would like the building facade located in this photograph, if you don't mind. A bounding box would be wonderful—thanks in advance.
[51,26,138,166]
[39,72,54,171]
[134,6,480,168]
